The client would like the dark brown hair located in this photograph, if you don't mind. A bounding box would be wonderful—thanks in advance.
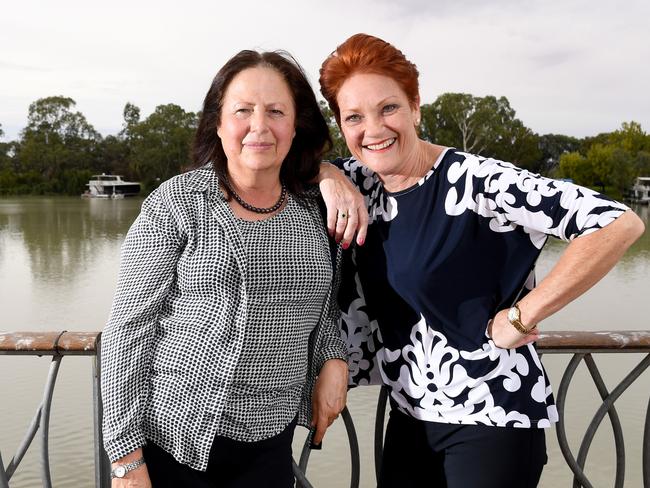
[193,50,331,195]
[319,33,420,125]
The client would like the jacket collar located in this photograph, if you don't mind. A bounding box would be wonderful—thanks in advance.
[185,163,219,194]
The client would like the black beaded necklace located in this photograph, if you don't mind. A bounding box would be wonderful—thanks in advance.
[222,178,287,214]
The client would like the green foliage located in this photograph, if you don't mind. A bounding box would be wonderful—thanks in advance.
[538,134,581,174]
[128,104,197,192]
[420,93,541,171]
[3,94,649,200]
[556,121,648,198]
[558,151,594,186]
[319,101,349,161]
[608,121,650,154]
[0,123,11,171]
[586,144,634,196]
[14,96,102,193]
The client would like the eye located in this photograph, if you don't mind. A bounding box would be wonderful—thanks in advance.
[344,113,361,123]
[269,109,285,116]
[382,104,398,114]
[235,108,251,116]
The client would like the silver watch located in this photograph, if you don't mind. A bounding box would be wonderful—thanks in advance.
[111,457,145,479]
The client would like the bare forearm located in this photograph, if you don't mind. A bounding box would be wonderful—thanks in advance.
[519,210,644,326]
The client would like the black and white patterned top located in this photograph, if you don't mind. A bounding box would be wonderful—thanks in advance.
[100,165,347,470]
[217,203,333,441]
[335,149,628,428]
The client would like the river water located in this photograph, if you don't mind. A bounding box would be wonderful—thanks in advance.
[0,197,648,487]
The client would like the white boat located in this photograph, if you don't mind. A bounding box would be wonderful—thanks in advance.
[82,174,141,198]
[628,177,650,204]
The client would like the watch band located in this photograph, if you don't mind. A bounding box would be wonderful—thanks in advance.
[507,304,537,335]
[111,457,146,479]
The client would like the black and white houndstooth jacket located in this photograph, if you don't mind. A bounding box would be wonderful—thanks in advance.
[100,164,346,470]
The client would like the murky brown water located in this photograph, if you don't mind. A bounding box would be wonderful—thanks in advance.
[1,197,648,487]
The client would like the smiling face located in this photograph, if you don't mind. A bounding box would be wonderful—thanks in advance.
[336,72,420,178]
[217,66,296,179]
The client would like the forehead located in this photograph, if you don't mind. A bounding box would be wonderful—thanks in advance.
[337,72,407,108]
[223,66,293,103]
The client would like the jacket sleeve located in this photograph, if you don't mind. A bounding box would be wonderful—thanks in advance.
[313,244,349,373]
[100,185,185,461]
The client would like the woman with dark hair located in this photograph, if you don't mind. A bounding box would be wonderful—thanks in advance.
[101,50,350,488]
[318,33,645,487]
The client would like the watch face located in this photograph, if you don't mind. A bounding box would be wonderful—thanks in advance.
[508,307,519,322]
[115,466,127,478]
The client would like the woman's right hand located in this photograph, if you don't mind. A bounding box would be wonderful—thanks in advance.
[317,162,368,248]
[487,309,539,349]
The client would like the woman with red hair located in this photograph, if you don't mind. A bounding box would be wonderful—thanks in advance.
[318,33,644,487]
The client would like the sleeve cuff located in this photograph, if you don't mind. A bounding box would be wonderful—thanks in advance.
[103,430,146,463]
[317,342,348,371]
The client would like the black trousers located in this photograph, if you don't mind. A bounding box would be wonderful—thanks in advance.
[143,418,296,488]
[378,408,547,488]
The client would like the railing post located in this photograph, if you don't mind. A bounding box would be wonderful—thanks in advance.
[92,335,111,487]
[0,452,9,488]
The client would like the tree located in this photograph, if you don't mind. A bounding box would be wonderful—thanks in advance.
[420,93,541,170]
[587,143,634,196]
[16,96,101,192]
[608,121,650,154]
[421,94,507,154]
[489,120,542,172]
[96,135,130,177]
[558,151,595,186]
[319,101,348,161]
[128,104,197,191]
[634,151,650,177]
[120,102,141,141]
[538,134,582,175]
[0,124,10,171]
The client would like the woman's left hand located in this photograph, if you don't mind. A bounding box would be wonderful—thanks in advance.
[488,309,539,349]
[311,358,348,445]
[317,162,368,248]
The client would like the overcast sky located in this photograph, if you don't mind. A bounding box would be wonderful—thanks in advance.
[2,0,649,142]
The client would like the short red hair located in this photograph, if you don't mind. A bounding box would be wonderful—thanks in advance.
[319,33,420,125]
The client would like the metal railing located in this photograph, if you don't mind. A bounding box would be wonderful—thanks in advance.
[0,331,108,488]
[1,330,649,488]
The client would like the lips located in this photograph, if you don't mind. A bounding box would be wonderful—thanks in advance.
[243,142,274,150]
[363,138,396,151]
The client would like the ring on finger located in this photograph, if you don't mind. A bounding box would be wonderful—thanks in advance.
[338,210,348,219]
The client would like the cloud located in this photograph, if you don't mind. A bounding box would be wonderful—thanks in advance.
[1,0,649,139]
[0,61,51,72]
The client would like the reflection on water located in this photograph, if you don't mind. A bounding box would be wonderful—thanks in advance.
[0,197,141,285]
[0,198,648,487]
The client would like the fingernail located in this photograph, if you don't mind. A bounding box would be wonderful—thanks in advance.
[358,238,365,246]
[342,242,349,249]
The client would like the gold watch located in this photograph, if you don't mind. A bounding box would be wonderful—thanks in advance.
[507,304,536,335]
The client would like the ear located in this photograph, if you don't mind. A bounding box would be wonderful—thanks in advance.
[412,95,421,125]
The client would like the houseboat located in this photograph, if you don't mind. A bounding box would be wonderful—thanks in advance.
[82,174,141,198]
[629,176,650,204]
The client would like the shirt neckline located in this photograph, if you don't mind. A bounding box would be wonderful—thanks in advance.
[385,147,451,197]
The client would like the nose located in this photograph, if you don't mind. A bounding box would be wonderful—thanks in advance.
[249,109,269,134]
[364,114,384,137]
